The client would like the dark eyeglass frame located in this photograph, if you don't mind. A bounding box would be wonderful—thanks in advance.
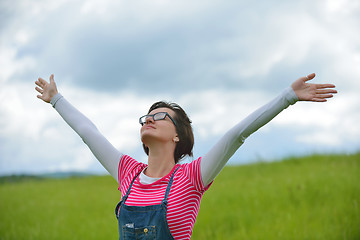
[139,112,177,126]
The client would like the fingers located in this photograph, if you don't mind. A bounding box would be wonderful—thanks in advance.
[315,88,338,94]
[35,86,43,94]
[38,77,48,86]
[317,93,334,99]
[315,84,338,99]
[36,78,48,90]
[310,81,337,102]
[36,74,55,87]
[304,73,316,82]
[35,80,44,89]
[316,84,336,90]
[311,92,335,102]
[49,74,54,84]
[35,77,47,101]
[311,98,328,102]
[35,74,58,103]
[37,95,44,100]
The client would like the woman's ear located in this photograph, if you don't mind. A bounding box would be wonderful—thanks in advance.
[173,136,179,143]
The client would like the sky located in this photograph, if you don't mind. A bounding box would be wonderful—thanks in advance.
[0,0,359,176]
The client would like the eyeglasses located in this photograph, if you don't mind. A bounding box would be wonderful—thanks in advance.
[139,112,177,126]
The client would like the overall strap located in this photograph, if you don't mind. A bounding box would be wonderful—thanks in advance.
[122,170,142,203]
[162,166,180,205]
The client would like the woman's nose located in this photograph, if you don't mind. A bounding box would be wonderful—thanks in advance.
[145,116,154,124]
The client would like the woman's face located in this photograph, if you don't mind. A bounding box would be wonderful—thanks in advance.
[140,107,178,146]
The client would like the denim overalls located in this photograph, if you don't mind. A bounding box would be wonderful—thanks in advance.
[115,167,179,240]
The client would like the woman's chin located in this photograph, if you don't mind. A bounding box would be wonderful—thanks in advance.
[141,133,170,146]
[141,133,156,145]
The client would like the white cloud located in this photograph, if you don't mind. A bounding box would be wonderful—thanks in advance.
[0,47,36,83]
[0,0,359,175]
[274,93,360,147]
[324,0,360,15]
[180,89,274,138]
[0,76,358,175]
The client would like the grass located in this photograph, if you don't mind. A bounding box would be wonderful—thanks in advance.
[0,176,120,239]
[193,153,360,240]
[0,153,359,239]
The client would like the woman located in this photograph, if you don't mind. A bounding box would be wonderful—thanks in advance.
[35,73,336,239]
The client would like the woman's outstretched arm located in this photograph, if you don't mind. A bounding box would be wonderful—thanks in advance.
[200,73,337,186]
[35,74,123,182]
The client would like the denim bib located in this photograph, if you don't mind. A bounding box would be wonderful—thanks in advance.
[115,167,179,240]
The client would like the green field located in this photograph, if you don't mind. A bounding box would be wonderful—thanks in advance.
[0,153,359,239]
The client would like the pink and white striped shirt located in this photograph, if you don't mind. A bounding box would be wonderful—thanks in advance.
[118,154,212,240]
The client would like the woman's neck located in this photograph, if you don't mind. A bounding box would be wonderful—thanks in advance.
[145,144,176,178]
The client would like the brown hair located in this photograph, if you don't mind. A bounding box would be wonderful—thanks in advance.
[142,101,194,163]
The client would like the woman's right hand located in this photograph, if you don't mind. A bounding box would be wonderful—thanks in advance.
[35,74,58,103]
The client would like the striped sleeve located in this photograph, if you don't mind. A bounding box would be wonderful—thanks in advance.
[183,157,213,193]
[117,155,144,191]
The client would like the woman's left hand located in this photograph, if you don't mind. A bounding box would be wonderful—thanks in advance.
[291,73,337,102]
